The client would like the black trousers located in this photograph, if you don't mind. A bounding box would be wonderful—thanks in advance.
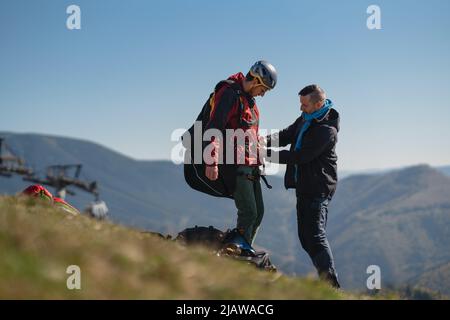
[296,193,340,287]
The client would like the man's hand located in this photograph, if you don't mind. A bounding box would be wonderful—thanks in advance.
[205,165,219,181]
[258,135,267,148]
[258,136,269,164]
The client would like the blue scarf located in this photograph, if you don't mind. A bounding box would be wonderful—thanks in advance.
[294,99,333,182]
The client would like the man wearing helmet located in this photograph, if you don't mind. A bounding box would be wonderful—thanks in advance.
[204,60,277,245]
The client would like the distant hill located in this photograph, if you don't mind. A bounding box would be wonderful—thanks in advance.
[328,165,450,291]
[437,166,450,177]
[413,262,450,296]
[1,132,449,294]
[340,165,450,179]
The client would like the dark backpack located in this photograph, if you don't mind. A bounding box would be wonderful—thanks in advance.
[182,80,243,199]
[175,225,226,251]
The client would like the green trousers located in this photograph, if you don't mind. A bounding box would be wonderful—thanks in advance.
[233,166,264,245]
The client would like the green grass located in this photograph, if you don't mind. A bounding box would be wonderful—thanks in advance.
[0,195,375,299]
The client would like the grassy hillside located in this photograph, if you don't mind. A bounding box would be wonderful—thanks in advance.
[0,196,365,300]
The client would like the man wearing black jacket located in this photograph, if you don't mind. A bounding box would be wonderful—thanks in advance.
[266,84,340,288]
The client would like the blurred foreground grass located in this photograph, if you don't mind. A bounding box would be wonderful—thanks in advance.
[0,196,384,299]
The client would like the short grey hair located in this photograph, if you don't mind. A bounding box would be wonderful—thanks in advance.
[299,84,326,104]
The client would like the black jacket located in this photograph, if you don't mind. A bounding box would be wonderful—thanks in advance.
[268,108,340,198]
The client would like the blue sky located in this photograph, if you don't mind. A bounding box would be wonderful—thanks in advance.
[1,0,449,171]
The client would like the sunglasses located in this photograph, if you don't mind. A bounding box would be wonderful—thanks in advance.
[255,78,271,93]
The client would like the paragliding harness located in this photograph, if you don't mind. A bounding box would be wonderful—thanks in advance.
[182,80,271,199]
[175,225,276,272]
[237,170,272,189]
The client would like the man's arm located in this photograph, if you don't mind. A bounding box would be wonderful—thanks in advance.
[270,126,336,164]
[204,87,238,180]
[266,117,301,148]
